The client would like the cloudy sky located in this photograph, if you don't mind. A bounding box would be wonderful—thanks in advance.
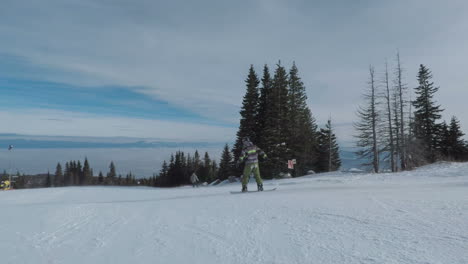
[1,0,468,145]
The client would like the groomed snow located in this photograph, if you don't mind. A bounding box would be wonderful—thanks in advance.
[1,162,467,264]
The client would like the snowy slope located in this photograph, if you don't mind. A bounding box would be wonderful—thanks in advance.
[1,162,468,264]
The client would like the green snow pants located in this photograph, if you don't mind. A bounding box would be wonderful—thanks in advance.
[242,163,263,186]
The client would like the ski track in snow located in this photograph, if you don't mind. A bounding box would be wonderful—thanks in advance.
[1,162,468,264]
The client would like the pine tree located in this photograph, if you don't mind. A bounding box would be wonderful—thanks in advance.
[301,108,319,173]
[108,161,116,178]
[438,121,451,158]
[157,160,169,186]
[233,65,260,162]
[199,152,212,183]
[412,64,443,163]
[218,144,234,180]
[176,151,186,185]
[69,161,76,185]
[64,162,71,186]
[45,171,52,187]
[287,62,308,138]
[211,160,218,183]
[286,62,319,176]
[318,119,341,172]
[107,161,117,185]
[70,161,75,185]
[160,160,169,178]
[257,64,272,150]
[76,161,82,185]
[54,163,63,187]
[98,171,104,184]
[262,62,290,178]
[355,66,380,172]
[186,153,193,174]
[193,150,201,175]
[447,116,467,160]
[83,158,92,185]
[167,154,175,186]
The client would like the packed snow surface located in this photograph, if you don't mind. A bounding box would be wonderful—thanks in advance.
[1,162,468,264]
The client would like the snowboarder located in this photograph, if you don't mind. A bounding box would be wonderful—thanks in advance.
[190,173,200,188]
[238,137,267,192]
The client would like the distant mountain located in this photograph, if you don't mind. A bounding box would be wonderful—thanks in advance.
[0,134,223,149]
[339,147,365,171]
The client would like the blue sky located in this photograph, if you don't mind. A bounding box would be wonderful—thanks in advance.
[0,77,203,122]
[1,0,468,145]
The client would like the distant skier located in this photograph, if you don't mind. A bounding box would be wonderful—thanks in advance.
[238,137,267,192]
[190,173,200,188]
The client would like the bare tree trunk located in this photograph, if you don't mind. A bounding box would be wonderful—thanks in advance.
[370,66,379,173]
[384,61,396,172]
[393,88,401,171]
[396,52,407,170]
[407,93,413,168]
[328,118,332,172]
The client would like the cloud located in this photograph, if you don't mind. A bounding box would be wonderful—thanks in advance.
[1,0,468,141]
[0,109,236,142]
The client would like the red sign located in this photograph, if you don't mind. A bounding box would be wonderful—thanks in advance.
[288,160,294,169]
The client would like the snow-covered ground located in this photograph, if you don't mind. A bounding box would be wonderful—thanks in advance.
[1,162,467,264]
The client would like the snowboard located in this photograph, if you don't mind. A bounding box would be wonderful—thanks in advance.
[230,188,277,194]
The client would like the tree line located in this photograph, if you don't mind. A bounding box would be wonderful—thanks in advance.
[355,52,468,172]
[155,62,342,186]
[7,62,344,189]
[155,150,218,187]
[10,159,143,189]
